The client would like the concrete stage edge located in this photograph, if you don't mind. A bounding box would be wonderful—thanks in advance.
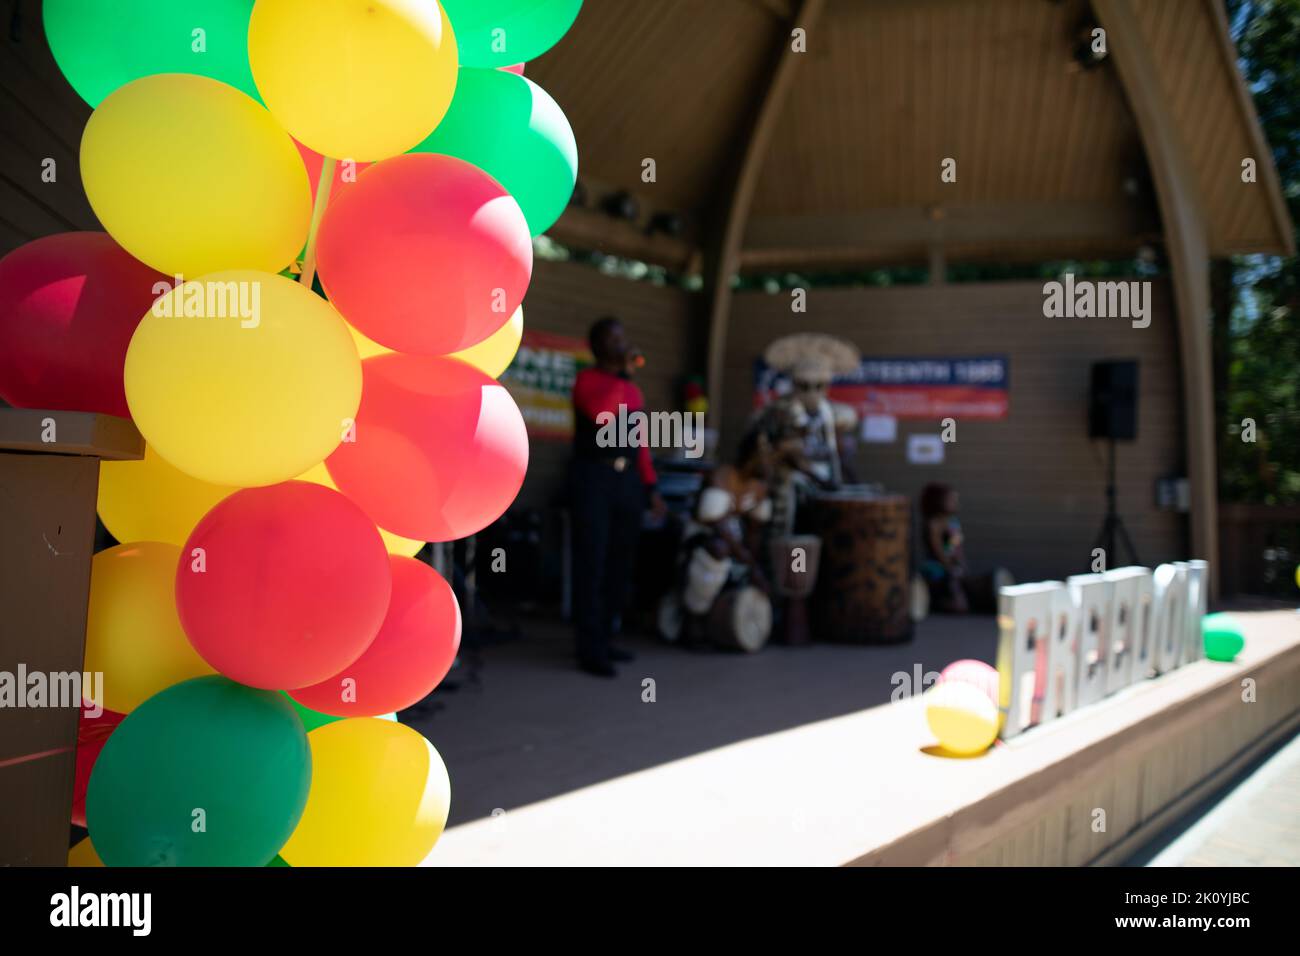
[424,610,1300,867]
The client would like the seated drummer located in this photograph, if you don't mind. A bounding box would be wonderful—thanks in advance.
[678,430,774,645]
[919,482,969,613]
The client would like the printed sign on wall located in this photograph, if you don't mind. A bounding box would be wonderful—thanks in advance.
[500,330,592,440]
[755,355,1009,421]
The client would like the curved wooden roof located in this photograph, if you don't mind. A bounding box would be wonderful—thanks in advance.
[0,0,1289,269]
[532,0,1294,271]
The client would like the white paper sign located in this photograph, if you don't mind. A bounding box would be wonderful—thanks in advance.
[862,415,897,443]
[907,434,944,464]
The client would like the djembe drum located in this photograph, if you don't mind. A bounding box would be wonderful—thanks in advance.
[707,585,772,653]
[769,534,821,644]
[808,491,912,643]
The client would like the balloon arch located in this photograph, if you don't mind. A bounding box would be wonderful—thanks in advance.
[2,0,583,867]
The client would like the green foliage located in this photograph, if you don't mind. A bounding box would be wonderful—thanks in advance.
[1220,0,1300,504]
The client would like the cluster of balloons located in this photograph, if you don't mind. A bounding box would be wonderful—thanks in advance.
[0,0,584,867]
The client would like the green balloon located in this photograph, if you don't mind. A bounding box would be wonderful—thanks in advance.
[283,692,342,733]
[282,693,399,730]
[266,854,291,867]
[44,0,260,107]
[441,0,583,68]
[86,677,310,867]
[1202,613,1246,662]
[413,68,577,236]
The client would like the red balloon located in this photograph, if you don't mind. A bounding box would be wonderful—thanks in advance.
[499,63,526,75]
[176,482,392,690]
[939,659,1000,706]
[0,232,165,418]
[326,354,528,542]
[293,139,370,206]
[290,556,461,716]
[72,705,126,828]
[315,154,532,354]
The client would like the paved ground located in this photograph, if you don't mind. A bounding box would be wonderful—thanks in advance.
[402,611,996,826]
[1134,730,1300,867]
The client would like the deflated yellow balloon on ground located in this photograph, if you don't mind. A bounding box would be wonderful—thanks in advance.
[924,681,999,756]
[98,446,236,546]
[249,0,459,161]
[280,718,450,867]
[125,271,361,487]
[298,462,424,557]
[450,306,524,379]
[80,73,310,277]
[85,543,215,714]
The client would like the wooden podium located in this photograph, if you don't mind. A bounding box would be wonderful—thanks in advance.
[0,409,142,865]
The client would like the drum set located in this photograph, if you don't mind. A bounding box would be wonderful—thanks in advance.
[658,485,924,650]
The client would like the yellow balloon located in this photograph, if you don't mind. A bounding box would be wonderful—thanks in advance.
[80,73,310,277]
[98,445,236,547]
[349,307,523,379]
[280,718,450,867]
[69,838,104,867]
[85,543,215,714]
[249,0,459,161]
[125,271,361,487]
[298,462,425,557]
[924,681,999,756]
[347,322,391,360]
[450,306,524,379]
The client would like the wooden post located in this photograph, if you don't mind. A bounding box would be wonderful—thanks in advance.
[703,0,824,433]
[1093,0,1220,597]
[0,409,143,865]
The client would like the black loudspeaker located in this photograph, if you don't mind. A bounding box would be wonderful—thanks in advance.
[1089,360,1139,441]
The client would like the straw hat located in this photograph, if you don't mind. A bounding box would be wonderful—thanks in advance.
[763,333,861,377]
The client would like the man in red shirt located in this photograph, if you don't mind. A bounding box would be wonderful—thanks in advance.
[570,317,667,677]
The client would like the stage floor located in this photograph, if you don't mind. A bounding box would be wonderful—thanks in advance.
[403,611,998,828]
[407,604,1299,867]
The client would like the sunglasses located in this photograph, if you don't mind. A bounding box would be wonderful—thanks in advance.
[793,380,829,391]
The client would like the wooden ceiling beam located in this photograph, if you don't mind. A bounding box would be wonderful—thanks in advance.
[742,0,796,19]
[740,200,1162,263]
[546,204,696,273]
[1094,0,1219,595]
[703,0,824,422]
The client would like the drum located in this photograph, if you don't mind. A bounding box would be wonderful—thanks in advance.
[770,534,821,645]
[770,535,821,598]
[707,585,772,653]
[808,492,912,643]
[683,545,730,615]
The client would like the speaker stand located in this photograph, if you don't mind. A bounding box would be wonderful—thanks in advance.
[1093,437,1140,567]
